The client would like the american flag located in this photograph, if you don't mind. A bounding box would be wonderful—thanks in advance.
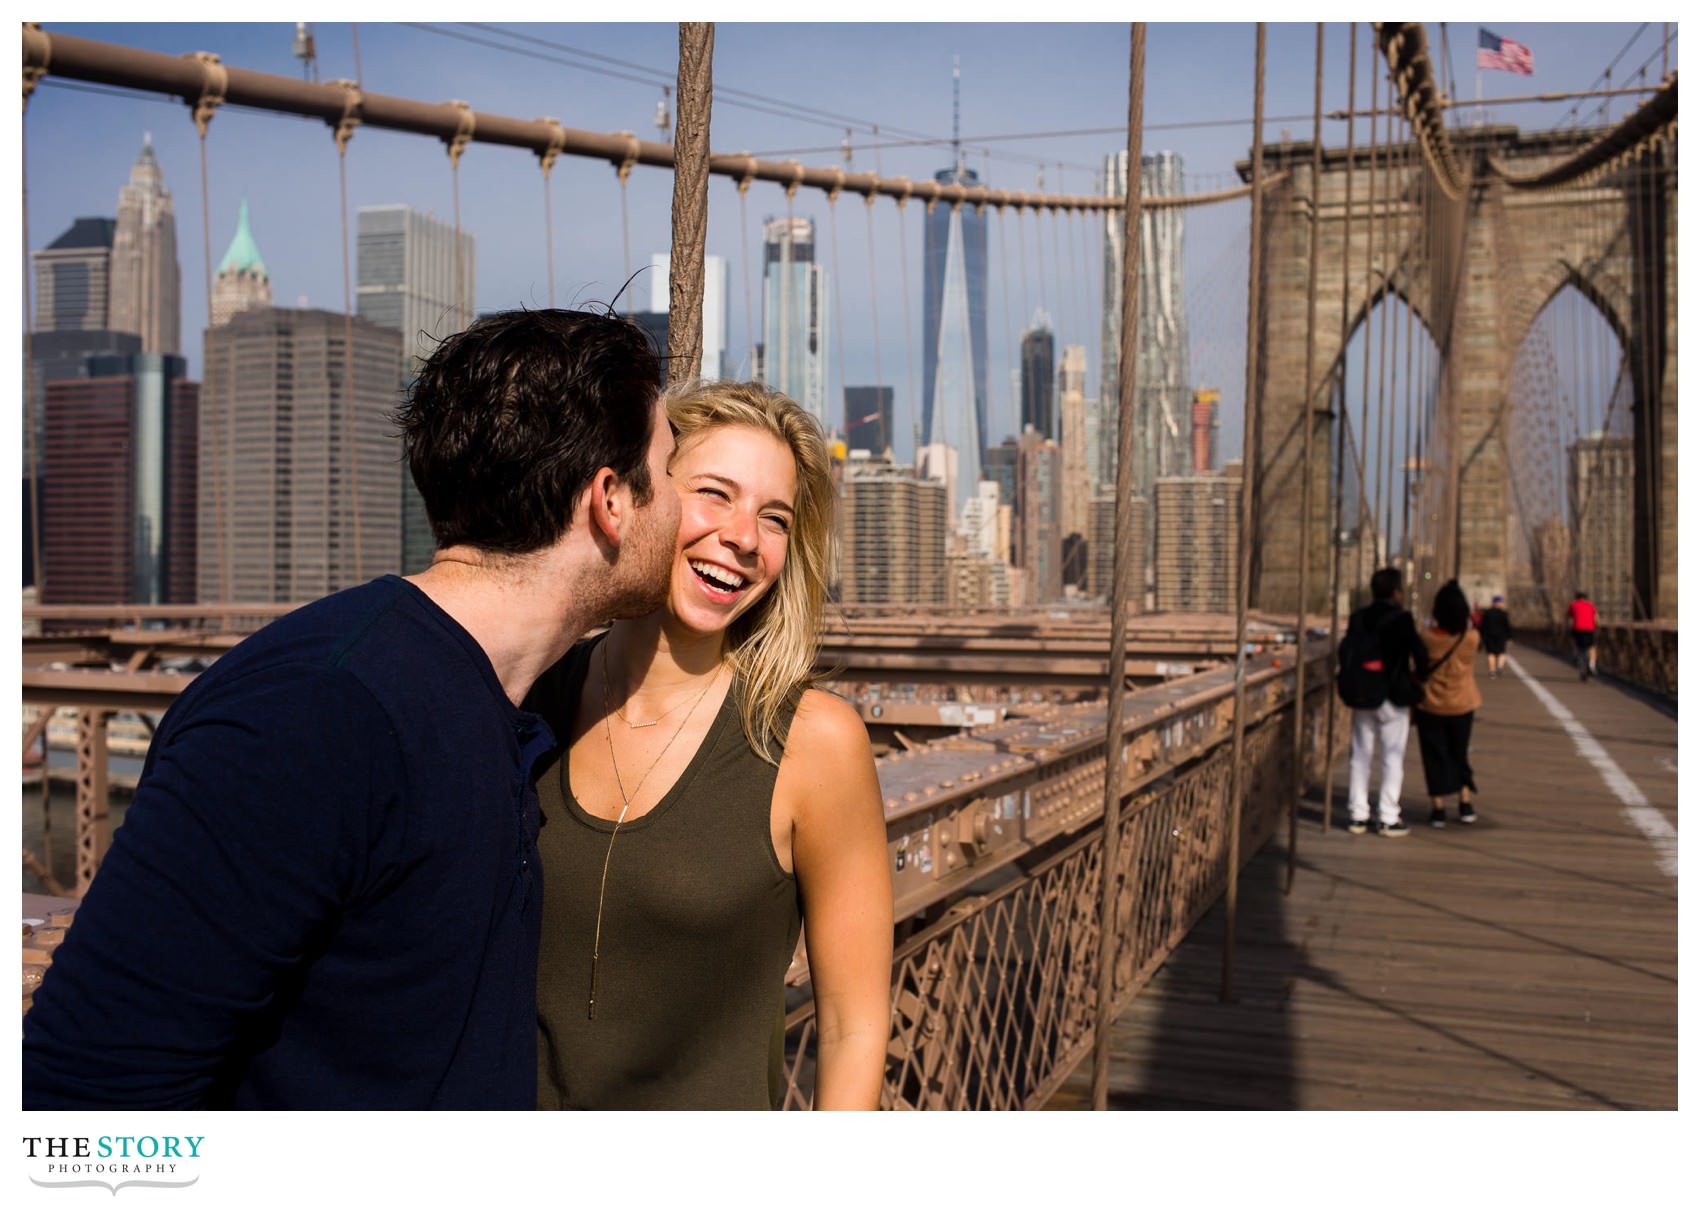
[1477,28,1534,76]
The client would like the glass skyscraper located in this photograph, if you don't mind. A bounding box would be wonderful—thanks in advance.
[758,217,827,425]
[356,204,475,574]
[921,164,989,516]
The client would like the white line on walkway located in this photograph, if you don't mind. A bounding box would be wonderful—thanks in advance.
[1506,654,1678,879]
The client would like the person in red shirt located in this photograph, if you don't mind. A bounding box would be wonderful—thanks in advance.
[1567,591,1598,680]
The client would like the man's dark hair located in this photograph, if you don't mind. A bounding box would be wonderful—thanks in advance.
[1433,579,1471,635]
[395,308,662,555]
[1370,566,1403,602]
[1574,590,1588,600]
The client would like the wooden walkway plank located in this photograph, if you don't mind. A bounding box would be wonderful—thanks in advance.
[1049,644,1677,1110]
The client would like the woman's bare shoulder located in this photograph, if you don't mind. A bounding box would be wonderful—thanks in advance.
[788,688,871,749]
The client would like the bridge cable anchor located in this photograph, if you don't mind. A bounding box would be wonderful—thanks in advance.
[185,50,228,137]
[537,117,567,178]
[444,99,476,167]
[22,23,51,109]
[328,79,362,153]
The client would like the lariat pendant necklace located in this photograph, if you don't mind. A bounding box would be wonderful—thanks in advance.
[585,641,721,1020]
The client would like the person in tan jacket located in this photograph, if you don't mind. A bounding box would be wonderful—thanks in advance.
[1414,579,1482,829]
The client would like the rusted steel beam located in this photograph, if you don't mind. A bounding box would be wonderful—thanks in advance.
[23,669,195,713]
[74,710,110,896]
[22,25,1288,215]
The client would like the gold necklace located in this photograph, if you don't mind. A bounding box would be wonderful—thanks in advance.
[612,682,710,729]
[584,641,720,1020]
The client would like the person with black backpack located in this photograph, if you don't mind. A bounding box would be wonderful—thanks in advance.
[1337,567,1430,837]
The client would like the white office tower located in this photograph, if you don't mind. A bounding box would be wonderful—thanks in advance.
[1099,150,1191,497]
[649,251,729,381]
[759,217,828,424]
[960,480,1001,559]
[916,441,960,521]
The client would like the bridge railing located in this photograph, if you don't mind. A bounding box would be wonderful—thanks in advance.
[23,633,1339,1106]
[1514,620,1677,699]
[780,643,1335,1109]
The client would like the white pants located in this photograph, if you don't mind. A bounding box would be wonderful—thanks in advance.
[1348,701,1410,824]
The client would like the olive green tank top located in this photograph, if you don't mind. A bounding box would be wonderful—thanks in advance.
[530,637,802,1110]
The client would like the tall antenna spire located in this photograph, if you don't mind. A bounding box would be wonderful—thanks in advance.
[952,56,962,174]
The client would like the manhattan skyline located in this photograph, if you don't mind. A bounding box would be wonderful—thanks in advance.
[18,21,1669,469]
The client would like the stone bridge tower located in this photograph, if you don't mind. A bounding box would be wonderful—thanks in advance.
[1247,124,1675,620]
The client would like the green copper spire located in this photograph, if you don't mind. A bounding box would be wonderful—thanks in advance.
[217,199,268,278]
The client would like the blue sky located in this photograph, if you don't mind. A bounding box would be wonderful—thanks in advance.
[19,20,1675,465]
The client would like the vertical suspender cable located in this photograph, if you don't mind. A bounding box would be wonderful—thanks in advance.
[896,197,919,452]
[1358,53,1380,556]
[1071,197,1092,393]
[1049,178,1069,347]
[539,120,566,310]
[1221,22,1266,1005]
[997,205,1018,445]
[1288,21,1325,895]
[666,22,714,387]
[1090,21,1145,1111]
[1399,111,1416,563]
[1321,22,1358,838]
[22,109,45,600]
[1634,144,1660,619]
[1375,105,1394,555]
[779,187,794,396]
[190,56,229,608]
[829,196,847,427]
[863,196,885,447]
[738,176,755,377]
[335,101,363,584]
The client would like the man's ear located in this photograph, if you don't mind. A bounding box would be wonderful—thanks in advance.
[586,467,623,550]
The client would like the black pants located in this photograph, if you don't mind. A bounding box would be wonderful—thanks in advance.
[1414,709,1476,798]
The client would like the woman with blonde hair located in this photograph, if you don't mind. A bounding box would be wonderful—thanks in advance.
[528,380,892,1109]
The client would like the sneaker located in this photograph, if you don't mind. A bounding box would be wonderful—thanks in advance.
[1374,818,1410,838]
[1347,818,1369,835]
[1458,803,1478,825]
[1430,808,1447,829]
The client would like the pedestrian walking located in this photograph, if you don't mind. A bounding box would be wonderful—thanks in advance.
[1567,590,1598,680]
[1336,567,1430,837]
[1480,594,1513,678]
[1414,579,1482,829]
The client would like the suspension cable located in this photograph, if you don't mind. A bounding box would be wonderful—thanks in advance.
[862,195,884,444]
[191,52,229,605]
[22,104,45,599]
[1288,19,1326,894]
[829,189,848,427]
[334,84,364,582]
[737,172,754,377]
[1222,20,1267,1005]
[1321,21,1358,839]
[539,118,567,309]
[896,193,918,452]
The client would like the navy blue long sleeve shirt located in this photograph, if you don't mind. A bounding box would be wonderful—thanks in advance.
[23,576,554,1109]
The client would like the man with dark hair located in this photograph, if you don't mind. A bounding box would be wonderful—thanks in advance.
[1480,594,1512,678]
[1567,590,1598,680]
[1337,566,1430,837]
[24,309,680,1109]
